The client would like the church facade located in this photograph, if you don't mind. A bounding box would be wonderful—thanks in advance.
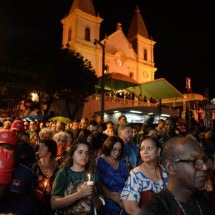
[60,0,204,123]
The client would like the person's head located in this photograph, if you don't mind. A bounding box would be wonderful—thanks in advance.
[55,121,66,132]
[39,127,53,141]
[53,131,70,156]
[203,127,213,140]
[20,133,30,143]
[147,127,159,139]
[38,139,57,159]
[140,137,161,163]
[29,132,40,146]
[89,120,99,137]
[106,128,115,136]
[156,119,165,130]
[2,120,11,129]
[105,121,114,130]
[15,140,36,167]
[132,126,138,137]
[29,120,38,131]
[102,136,124,160]
[50,122,56,131]
[0,129,18,153]
[10,119,25,140]
[66,141,90,169]
[164,117,176,133]
[96,115,103,125]
[162,136,209,190]
[118,124,132,143]
[79,117,89,129]
[71,119,80,130]
[76,129,91,142]
[0,147,15,198]
[118,115,127,126]
[39,121,46,130]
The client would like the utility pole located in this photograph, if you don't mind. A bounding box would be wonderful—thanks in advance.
[94,39,105,123]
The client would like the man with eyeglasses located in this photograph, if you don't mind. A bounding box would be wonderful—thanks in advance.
[139,136,215,215]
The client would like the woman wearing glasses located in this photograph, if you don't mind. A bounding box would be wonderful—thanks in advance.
[53,131,70,168]
[96,136,129,215]
[121,137,168,215]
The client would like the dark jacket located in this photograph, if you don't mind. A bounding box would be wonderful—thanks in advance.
[139,188,215,215]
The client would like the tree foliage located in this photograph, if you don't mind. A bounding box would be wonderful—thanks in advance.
[0,48,98,119]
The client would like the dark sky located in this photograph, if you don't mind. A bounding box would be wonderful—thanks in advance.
[1,0,214,98]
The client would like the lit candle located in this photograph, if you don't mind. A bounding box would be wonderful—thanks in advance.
[44,180,48,188]
[87,173,94,186]
[43,179,48,192]
[87,174,91,182]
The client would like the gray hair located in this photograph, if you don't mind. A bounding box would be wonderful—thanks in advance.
[53,131,70,145]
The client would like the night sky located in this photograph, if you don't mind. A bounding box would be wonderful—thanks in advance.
[0,0,214,98]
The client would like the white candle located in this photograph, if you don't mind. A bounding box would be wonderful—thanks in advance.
[87,181,94,186]
[87,173,94,185]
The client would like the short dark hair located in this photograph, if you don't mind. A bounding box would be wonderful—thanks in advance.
[102,136,124,157]
[42,139,57,158]
[118,115,126,121]
[89,120,98,127]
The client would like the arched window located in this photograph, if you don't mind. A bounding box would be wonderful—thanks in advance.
[85,27,90,41]
[144,49,147,60]
[68,28,72,42]
[129,72,134,78]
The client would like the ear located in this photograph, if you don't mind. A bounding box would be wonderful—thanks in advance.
[164,160,176,175]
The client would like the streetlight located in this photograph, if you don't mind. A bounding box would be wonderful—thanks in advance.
[94,39,105,123]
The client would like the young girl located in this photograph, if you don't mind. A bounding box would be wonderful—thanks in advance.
[51,141,104,215]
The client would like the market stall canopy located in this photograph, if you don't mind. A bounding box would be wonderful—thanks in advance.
[128,78,183,99]
[97,72,138,91]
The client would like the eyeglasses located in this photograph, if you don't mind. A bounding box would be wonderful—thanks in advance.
[140,146,154,152]
[112,147,122,153]
[172,158,211,170]
[57,139,67,143]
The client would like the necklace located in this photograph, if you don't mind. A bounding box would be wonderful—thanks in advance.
[175,198,203,215]
[40,160,49,178]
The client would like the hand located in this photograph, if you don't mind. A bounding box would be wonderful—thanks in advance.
[77,182,94,198]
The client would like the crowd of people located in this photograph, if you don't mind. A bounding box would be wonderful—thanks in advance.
[0,114,215,215]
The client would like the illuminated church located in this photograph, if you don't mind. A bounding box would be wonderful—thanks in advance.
[60,0,204,123]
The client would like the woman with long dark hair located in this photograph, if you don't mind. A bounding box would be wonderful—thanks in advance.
[51,141,104,215]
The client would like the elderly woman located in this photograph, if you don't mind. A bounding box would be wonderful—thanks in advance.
[39,127,53,141]
[96,136,129,215]
[53,131,70,168]
[121,137,168,215]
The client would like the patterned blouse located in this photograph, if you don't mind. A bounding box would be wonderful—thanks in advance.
[121,164,168,202]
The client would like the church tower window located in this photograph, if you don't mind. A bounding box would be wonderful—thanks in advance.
[85,27,90,41]
[68,28,72,42]
[129,72,134,78]
[144,49,147,60]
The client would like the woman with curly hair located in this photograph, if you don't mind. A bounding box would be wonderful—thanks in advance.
[51,141,104,215]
